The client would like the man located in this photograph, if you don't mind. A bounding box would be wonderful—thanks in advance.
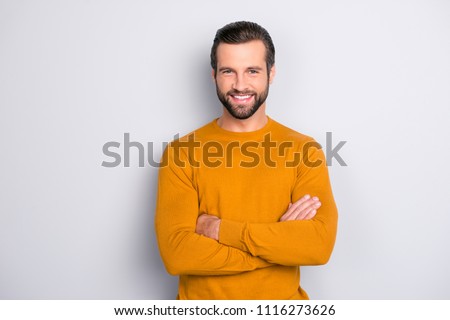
[155,21,338,299]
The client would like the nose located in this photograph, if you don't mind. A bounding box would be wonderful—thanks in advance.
[232,73,248,92]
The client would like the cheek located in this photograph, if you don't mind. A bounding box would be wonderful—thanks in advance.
[216,78,232,91]
[253,78,269,91]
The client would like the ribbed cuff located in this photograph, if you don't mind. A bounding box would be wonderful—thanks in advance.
[218,219,247,252]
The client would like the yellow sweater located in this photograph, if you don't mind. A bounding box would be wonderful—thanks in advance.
[155,117,338,299]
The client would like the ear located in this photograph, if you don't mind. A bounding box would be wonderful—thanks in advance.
[268,65,276,84]
[211,69,216,82]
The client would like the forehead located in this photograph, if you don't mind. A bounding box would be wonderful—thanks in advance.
[216,40,267,68]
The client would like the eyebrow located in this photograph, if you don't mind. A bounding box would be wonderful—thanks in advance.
[218,66,264,72]
[247,66,264,70]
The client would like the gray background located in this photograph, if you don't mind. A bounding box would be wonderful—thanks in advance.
[1,0,449,299]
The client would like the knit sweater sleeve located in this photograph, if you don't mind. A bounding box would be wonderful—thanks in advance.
[155,144,273,276]
[219,143,338,266]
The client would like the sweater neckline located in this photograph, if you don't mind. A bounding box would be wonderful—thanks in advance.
[211,116,275,139]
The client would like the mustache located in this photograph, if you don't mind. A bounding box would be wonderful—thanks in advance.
[227,89,256,96]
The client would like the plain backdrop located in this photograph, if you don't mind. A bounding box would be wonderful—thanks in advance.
[1,0,449,299]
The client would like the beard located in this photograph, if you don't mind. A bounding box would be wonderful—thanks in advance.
[216,82,270,120]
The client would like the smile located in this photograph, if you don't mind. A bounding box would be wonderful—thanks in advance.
[230,94,254,103]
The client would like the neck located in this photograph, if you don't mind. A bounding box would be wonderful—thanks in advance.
[217,105,268,132]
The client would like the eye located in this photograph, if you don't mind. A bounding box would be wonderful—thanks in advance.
[222,69,232,74]
[248,69,259,74]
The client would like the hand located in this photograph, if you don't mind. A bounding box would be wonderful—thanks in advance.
[280,194,321,222]
[195,214,221,240]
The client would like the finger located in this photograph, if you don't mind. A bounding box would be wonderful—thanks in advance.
[288,198,321,221]
[296,196,319,211]
[280,203,298,221]
[302,209,317,221]
[291,194,312,208]
[296,201,321,220]
[280,195,311,221]
[296,202,322,220]
[285,195,310,215]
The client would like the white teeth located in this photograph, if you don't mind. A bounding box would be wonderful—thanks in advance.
[233,95,251,100]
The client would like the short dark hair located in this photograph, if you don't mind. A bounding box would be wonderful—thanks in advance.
[210,21,275,74]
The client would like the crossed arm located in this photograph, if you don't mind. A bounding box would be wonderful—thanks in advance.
[196,194,335,266]
[196,194,321,240]
[155,147,273,276]
[155,144,338,275]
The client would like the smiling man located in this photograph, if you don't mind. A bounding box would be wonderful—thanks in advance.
[155,21,338,299]
[215,40,270,123]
